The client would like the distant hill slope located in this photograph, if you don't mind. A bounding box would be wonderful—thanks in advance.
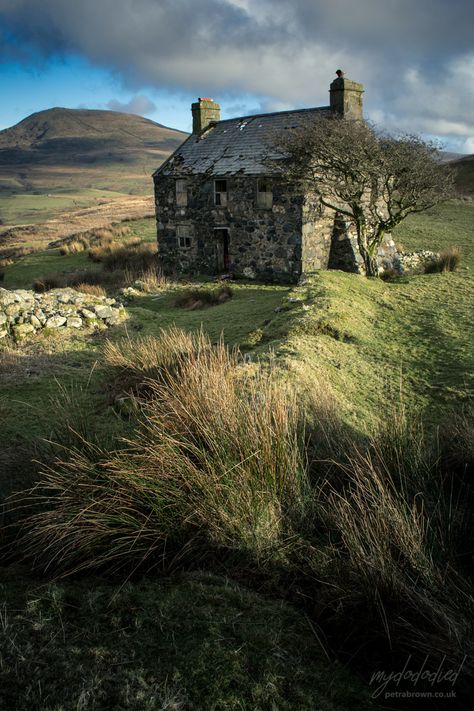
[451,154,474,196]
[0,107,187,226]
[0,107,186,197]
[0,107,186,159]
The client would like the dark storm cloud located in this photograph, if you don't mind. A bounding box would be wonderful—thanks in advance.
[0,0,473,148]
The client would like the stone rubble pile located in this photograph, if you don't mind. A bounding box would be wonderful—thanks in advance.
[393,250,439,275]
[0,287,127,341]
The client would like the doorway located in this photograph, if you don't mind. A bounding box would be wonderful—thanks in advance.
[214,228,230,272]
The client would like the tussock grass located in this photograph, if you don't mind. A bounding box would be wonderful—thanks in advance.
[59,237,91,255]
[174,284,233,310]
[132,266,168,292]
[425,245,462,272]
[88,238,157,273]
[103,241,157,272]
[33,272,67,292]
[6,324,474,702]
[31,263,162,294]
[55,224,131,255]
[0,246,35,269]
[73,282,107,297]
[17,329,309,572]
[308,405,474,693]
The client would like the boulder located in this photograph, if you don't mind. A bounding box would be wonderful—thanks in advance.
[66,317,83,329]
[12,323,35,340]
[94,305,115,319]
[45,315,67,329]
[29,314,42,329]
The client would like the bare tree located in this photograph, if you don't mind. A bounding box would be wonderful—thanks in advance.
[274,116,454,276]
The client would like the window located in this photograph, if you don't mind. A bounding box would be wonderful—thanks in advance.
[214,179,228,206]
[257,178,273,208]
[177,224,192,249]
[175,179,188,206]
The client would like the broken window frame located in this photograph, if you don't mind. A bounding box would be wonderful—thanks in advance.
[256,178,273,209]
[175,179,188,206]
[176,224,192,249]
[214,179,228,207]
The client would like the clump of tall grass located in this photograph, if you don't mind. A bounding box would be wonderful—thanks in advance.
[425,246,461,273]
[59,236,91,255]
[74,283,107,297]
[55,224,131,254]
[17,329,309,573]
[88,239,157,273]
[132,267,168,293]
[9,338,473,701]
[309,406,473,693]
[103,242,157,272]
[174,285,233,310]
[33,273,67,292]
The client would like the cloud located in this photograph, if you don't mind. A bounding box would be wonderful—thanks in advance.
[106,94,156,115]
[462,137,474,154]
[1,0,474,147]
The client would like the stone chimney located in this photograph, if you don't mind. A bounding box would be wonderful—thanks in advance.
[191,97,221,134]
[329,70,364,119]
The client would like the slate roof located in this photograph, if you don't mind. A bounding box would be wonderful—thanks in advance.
[154,106,329,177]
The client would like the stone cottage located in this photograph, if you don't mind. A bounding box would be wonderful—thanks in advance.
[153,73,396,282]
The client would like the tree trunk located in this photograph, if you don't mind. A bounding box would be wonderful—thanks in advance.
[356,221,380,277]
[362,250,379,277]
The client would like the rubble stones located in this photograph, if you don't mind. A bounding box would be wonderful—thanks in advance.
[93,305,115,320]
[67,317,83,329]
[393,250,439,275]
[45,315,67,329]
[0,287,127,342]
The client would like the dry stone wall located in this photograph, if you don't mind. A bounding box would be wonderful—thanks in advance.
[0,287,127,342]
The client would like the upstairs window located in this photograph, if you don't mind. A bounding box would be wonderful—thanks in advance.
[175,179,188,206]
[176,224,192,249]
[214,179,228,206]
[257,178,273,208]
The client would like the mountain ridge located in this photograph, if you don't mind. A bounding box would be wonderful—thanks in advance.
[0,108,188,221]
[0,107,187,150]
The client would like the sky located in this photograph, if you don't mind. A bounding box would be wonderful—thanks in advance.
[0,0,473,153]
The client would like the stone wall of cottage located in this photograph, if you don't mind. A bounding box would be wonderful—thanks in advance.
[327,218,398,274]
[301,195,334,271]
[154,175,304,283]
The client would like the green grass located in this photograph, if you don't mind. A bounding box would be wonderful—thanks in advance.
[2,248,102,289]
[1,569,373,711]
[0,188,128,225]
[1,200,473,708]
[281,267,474,428]
[125,216,157,242]
[2,200,473,447]
[394,199,474,268]
[130,284,290,345]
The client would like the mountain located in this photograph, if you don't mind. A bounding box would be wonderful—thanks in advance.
[439,151,467,163]
[451,154,474,196]
[0,107,187,198]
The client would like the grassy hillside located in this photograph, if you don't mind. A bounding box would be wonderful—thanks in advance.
[1,202,472,709]
[1,202,472,466]
[452,154,474,196]
[0,107,186,226]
